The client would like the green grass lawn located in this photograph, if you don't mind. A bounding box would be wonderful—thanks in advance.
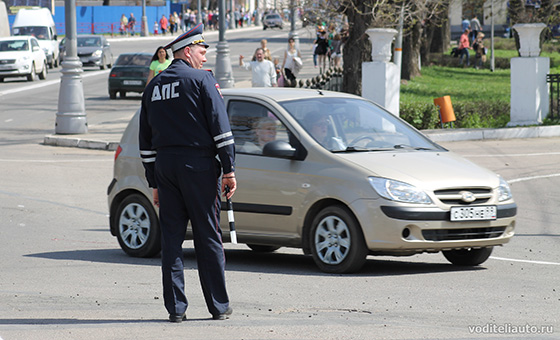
[400,66,511,105]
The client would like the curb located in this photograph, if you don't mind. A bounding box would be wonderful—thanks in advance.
[44,135,119,151]
[422,125,560,142]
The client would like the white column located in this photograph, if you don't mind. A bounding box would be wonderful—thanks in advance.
[508,23,549,126]
[362,28,400,116]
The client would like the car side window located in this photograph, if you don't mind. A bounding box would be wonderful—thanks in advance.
[31,39,39,50]
[227,100,290,156]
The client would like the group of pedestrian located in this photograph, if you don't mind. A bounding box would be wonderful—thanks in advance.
[457,15,486,68]
[119,13,136,36]
[311,22,347,74]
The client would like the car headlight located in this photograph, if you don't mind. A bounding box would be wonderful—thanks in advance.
[368,177,433,204]
[497,176,513,202]
[92,50,103,57]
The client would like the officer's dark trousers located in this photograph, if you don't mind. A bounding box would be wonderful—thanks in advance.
[155,148,229,317]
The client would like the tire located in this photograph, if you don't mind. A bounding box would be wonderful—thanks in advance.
[53,54,58,68]
[109,90,117,99]
[27,63,36,81]
[38,62,47,80]
[263,26,267,30]
[310,205,368,273]
[120,91,126,98]
[115,193,161,257]
[247,244,281,253]
[100,56,106,70]
[0,77,4,82]
[443,247,493,266]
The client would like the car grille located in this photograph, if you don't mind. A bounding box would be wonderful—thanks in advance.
[422,227,506,241]
[0,59,16,64]
[79,52,93,57]
[434,188,492,205]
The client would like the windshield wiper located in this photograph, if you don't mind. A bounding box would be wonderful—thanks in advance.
[333,146,392,153]
[393,144,434,151]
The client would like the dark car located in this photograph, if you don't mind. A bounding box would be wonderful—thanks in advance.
[108,52,151,99]
[60,35,113,69]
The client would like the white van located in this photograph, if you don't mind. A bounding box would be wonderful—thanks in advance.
[12,7,59,68]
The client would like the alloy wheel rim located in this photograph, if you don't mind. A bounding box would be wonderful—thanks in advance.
[314,215,351,265]
[119,203,150,249]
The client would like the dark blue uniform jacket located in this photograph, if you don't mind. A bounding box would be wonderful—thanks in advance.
[139,58,235,188]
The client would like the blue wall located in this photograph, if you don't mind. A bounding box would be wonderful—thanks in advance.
[8,4,171,35]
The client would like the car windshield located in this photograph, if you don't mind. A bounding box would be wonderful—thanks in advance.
[0,40,28,51]
[115,54,151,66]
[266,14,280,19]
[78,37,102,47]
[13,26,50,40]
[280,97,443,152]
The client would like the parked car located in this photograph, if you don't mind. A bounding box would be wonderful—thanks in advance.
[0,36,47,82]
[262,13,283,30]
[107,88,517,273]
[60,35,113,69]
[108,52,151,99]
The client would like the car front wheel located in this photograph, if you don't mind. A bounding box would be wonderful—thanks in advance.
[27,63,36,81]
[310,205,368,273]
[115,193,161,257]
[443,247,493,266]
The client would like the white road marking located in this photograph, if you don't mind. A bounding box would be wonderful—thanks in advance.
[5,118,13,122]
[465,152,560,157]
[0,70,109,97]
[508,173,560,184]
[491,256,560,266]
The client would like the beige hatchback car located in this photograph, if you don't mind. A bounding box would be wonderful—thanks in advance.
[107,88,516,273]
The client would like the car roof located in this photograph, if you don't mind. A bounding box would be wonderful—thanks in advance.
[117,52,151,56]
[221,87,362,103]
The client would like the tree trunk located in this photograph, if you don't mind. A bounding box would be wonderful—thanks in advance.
[401,20,423,80]
[341,2,373,95]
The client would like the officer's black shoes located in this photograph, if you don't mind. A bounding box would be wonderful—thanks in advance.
[169,313,187,323]
[212,306,233,320]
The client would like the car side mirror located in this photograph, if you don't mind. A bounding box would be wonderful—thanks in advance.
[54,35,57,41]
[262,140,296,159]
[32,46,40,52]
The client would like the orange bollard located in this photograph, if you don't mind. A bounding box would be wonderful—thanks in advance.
[433,95,456,127]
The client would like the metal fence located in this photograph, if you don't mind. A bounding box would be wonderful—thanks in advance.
[547,74,560,119]
[296,67,344,92]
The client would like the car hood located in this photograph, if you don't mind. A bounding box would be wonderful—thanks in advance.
[0,51,29,59]
[336,150,500,190]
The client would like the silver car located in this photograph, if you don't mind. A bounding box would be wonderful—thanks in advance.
[262,13,283,30]
[107,88,516,273]
[59,35,113,69]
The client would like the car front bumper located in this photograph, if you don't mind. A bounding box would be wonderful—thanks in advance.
[351,199,516,254]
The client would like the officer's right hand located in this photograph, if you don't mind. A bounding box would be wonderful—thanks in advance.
[222,174,236,199]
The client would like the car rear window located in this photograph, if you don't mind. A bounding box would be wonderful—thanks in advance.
[115,54,151,66]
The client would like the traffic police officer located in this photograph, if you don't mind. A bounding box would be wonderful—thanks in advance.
[139,23,236,322]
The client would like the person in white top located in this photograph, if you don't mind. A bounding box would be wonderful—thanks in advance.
[239,48,277,87]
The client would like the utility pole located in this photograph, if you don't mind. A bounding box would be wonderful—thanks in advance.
[289,0,299,49]
[55,0,87,134]
[141,0,148,36]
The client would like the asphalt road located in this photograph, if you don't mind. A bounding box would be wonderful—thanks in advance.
[1,26,559,340]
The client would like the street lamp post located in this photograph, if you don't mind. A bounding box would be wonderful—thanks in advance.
[55,0,87,134]
[215,0,234,88]
[289,0,299,49]
[141,0,148,37]
[229,0,235,29]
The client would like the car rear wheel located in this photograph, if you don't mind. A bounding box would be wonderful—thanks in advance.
[27,63,36,81]
[109,90,117,99]
[115,193,161,257]
[38,62,47,80]
[120,91,126,98]
[247,244,281,252]
[53,54,58,68]
[443,247,493,266]
[310,205,368,273]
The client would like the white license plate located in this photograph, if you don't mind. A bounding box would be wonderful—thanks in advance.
[450,206,497,221]
[123,80,142,85]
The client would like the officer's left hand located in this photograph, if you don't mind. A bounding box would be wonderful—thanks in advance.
[222,174,237,199]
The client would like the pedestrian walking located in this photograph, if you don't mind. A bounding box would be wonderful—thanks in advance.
[128,13,136,36]
[314,26,329,74]
[281,37,302,87]
[458,28,472,66]
[139,23,236,323]
[239,48,277,87]
[160,15,168,35]
[120,14,128,35]
[470,15,482,42]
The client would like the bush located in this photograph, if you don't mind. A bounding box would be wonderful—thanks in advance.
[400,100,510,130]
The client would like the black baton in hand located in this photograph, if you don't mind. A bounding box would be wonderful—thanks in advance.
[225,186,237,244]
